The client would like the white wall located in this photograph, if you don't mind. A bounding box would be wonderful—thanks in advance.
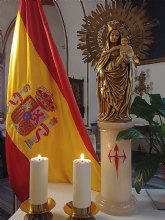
[0,0,19,114]
[131,62,165,125]
[88,66,98,124]
[137,62,165,97]
[57,0,89,125]
[0,0,165,126]
[43,6,67,70]
[0,1,19,34]
[0,1,66,114]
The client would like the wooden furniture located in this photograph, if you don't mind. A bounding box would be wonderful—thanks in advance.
[69,77,84,118]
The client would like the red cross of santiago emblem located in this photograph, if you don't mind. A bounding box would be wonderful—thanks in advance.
[108,144,126,177]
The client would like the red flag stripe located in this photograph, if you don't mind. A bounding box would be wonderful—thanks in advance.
[19,0,98,161]
[6,132,29,202]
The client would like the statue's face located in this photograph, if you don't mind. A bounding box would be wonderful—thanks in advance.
[109,30,120,43]
[121,37,128,46]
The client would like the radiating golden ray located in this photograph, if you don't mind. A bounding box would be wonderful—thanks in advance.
[77,0,157,66]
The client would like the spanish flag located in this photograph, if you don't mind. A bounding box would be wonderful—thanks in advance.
[6,0,100,202]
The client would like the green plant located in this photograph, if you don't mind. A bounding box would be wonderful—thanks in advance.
[116,94,165,193]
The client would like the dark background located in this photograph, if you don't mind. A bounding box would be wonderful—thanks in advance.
[131,0,165,63]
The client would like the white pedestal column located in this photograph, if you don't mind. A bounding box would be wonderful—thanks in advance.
[96,121,136,216]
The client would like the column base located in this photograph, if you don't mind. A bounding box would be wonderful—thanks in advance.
[96,193,137,216]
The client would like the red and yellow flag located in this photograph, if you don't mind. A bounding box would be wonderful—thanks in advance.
[6,0,100,202]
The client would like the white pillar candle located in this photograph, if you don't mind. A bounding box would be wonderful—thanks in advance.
[73,154,91,209]
[30,155,48,205]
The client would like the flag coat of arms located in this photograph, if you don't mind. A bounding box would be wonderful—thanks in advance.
[6,0,100,202]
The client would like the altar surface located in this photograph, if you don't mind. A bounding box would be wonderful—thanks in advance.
[9,183,165,220]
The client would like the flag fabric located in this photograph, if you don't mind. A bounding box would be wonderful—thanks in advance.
[6,0,100,202]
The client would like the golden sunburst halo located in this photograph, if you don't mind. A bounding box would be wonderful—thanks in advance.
[77,0,157,66]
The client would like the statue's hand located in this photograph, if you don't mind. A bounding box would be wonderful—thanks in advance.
[133,56,140,64]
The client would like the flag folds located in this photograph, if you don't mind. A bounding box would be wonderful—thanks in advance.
[6,0,100,202]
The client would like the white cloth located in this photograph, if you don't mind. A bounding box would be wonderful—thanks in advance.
[9,183,165,220]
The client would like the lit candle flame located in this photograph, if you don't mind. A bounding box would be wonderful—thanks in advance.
[37,154,41,160]
[80,153,84,160]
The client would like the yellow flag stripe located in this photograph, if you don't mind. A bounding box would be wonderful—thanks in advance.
[7,13,100,190]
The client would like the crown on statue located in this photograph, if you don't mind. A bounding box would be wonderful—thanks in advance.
[107,20,125,33]
[35,86,56,112]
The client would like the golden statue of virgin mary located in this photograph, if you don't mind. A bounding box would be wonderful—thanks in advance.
[77,1,156,122]
[95,24,138,121]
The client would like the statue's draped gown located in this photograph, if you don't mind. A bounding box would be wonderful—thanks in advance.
[96,47,133,121]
